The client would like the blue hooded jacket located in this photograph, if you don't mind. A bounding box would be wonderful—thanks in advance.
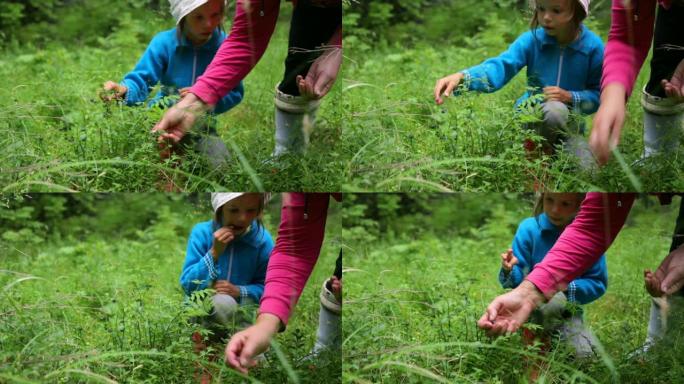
[121,28,244,114]
[180,219,273,303]
[462,25,604,115]
[499,213,607,305]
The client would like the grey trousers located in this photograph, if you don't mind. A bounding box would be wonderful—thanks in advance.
[197,294,256,342]
[530,292,599,359]
[178,122,231,169]
[526,101,593,165]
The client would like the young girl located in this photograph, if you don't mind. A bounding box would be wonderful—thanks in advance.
[500,193,607,363]
[179,193,273,380]
[434,0,603,159]
[102,0,244,169]
[590,0,683,165]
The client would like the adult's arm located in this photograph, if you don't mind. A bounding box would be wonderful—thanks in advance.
[601,0,657,98]
[526,193,635,299]
[190,0,281,105]
[259,193,333,328]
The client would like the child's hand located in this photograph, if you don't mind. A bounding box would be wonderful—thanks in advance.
[214,279,240,299]
[212,226,236,260]
[501,248,518,272]
[644,269,664,297]
[179,87,191,98]
[101,81,127,102]
[434,72,464,105]
[543,86,571,104]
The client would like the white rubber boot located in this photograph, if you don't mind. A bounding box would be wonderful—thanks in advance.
[273,86,321,156]
[641,87,684,158]
[309,279,341,358]
[643,297,668,352]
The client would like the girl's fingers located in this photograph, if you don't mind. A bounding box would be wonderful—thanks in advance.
[218,232,234,243]
[443,81,457,99]
[434,80,446,103]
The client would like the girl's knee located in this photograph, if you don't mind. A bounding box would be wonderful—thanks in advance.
[212,294,239,321]
[542,101,569,126]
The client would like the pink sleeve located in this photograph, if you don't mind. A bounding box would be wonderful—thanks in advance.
[601,0,656,98]
[526,193,636,297]
[259,193,331,327]
[190,0,280,105]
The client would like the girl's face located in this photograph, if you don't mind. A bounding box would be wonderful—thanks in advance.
[543,193,581,228]
[535,0,575,39]
[184,0,224,46]
[220,194,262,235]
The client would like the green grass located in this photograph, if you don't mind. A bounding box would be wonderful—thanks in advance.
[344,194,684,383]
[0,5,343,192]
[0,194,342,383]
[341,12,684,192]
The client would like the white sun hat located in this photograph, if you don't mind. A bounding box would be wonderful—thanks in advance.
[529,0,590,16]
[169,0,210,25]
[211,193,272,218]
[577,0,590,16]
[211,193,244,216]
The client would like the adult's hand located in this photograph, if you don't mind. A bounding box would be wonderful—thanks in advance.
[662,59,684,101]
[296,46,342,99]
[151,93,211,143]
[477,280,545,336]
[225,313,281,374]
[589,83,627,166]
[655,244,684,295]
